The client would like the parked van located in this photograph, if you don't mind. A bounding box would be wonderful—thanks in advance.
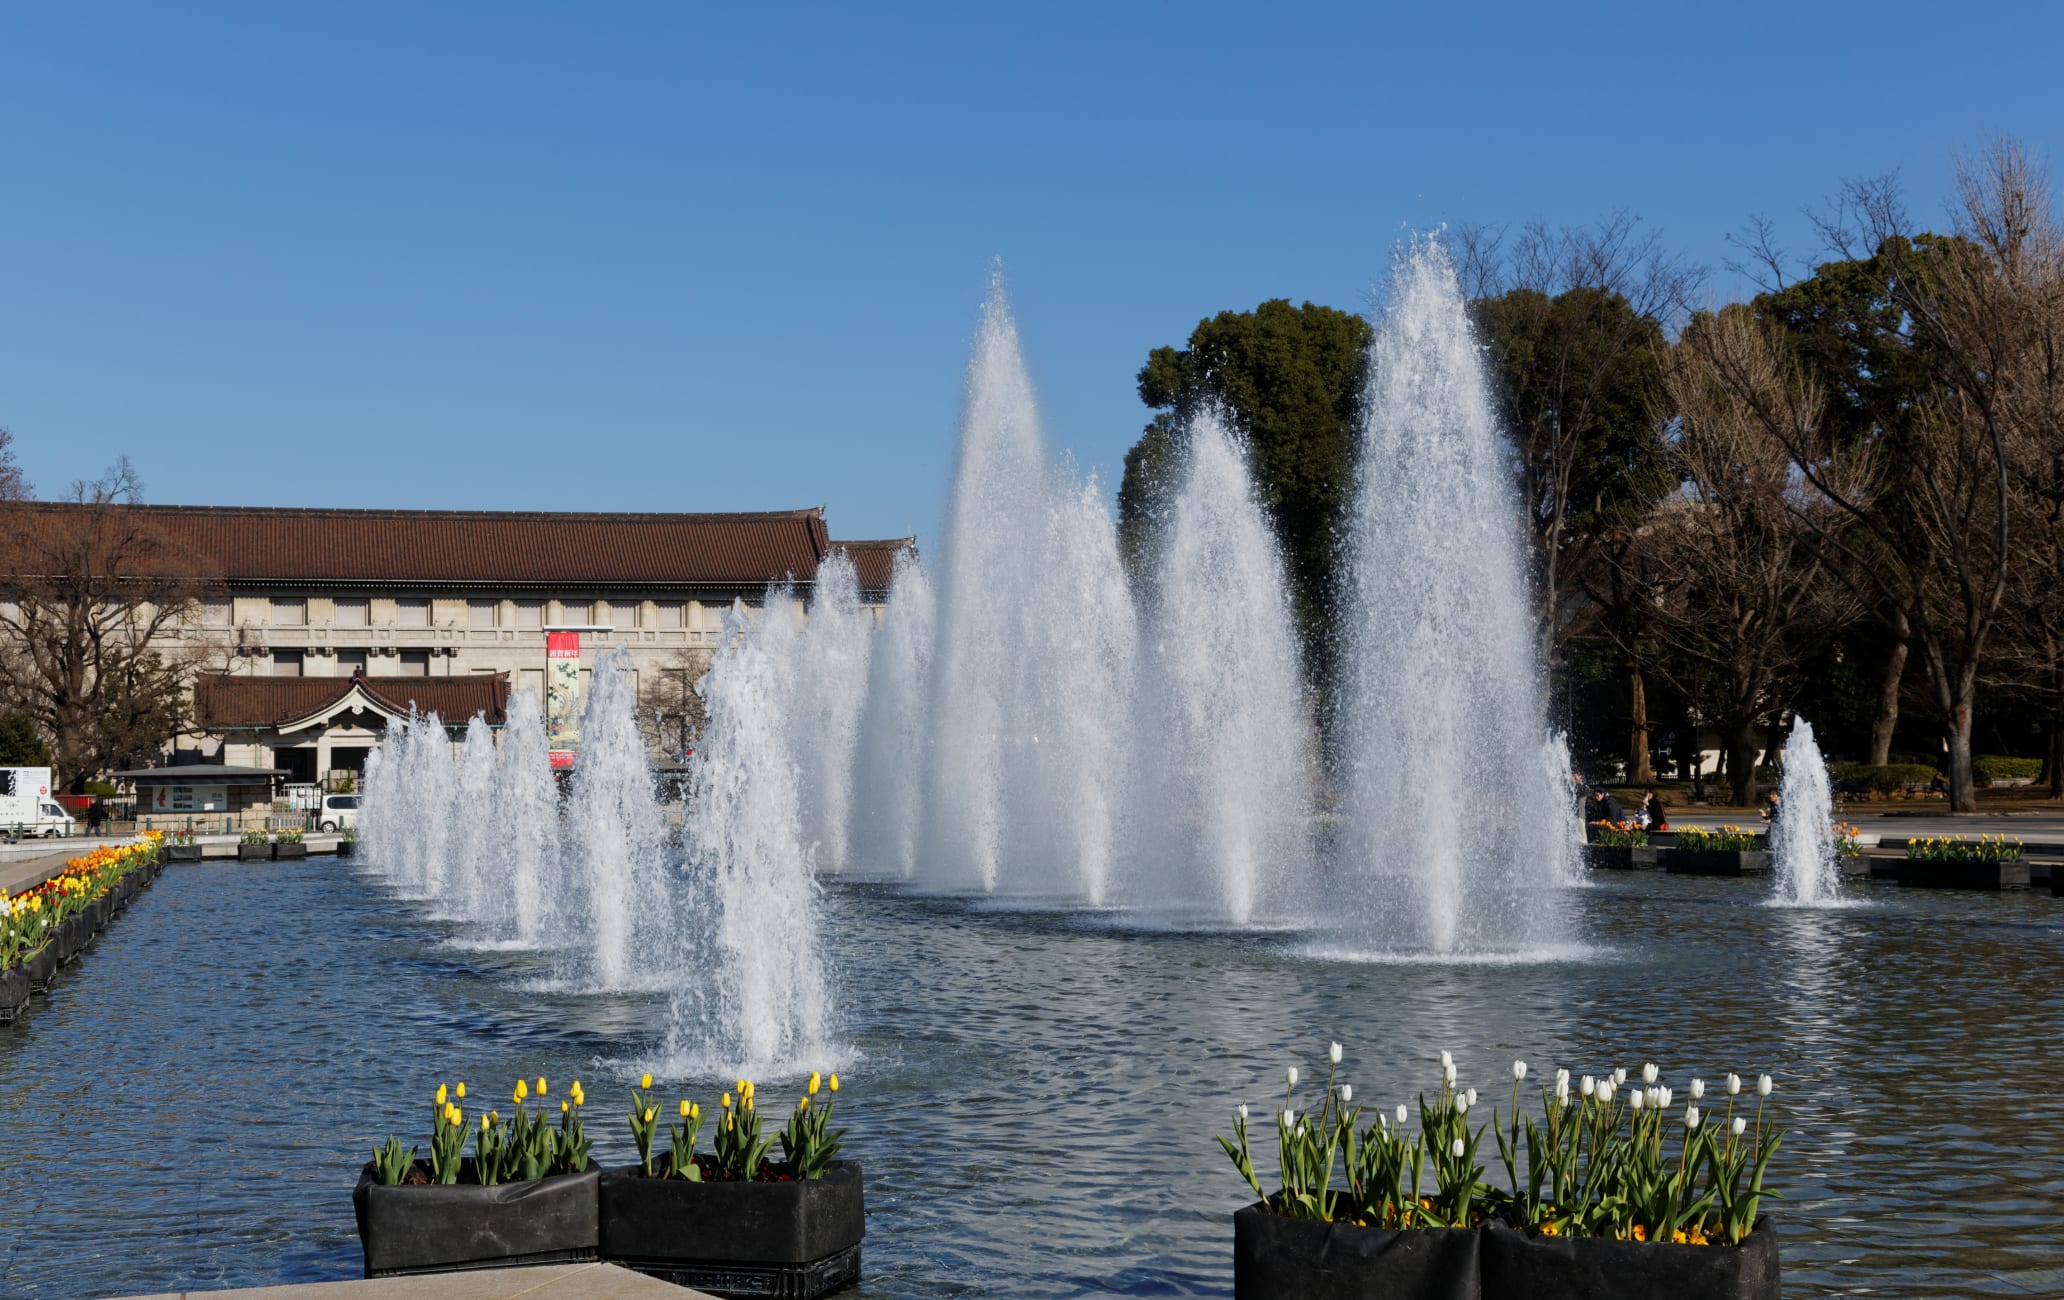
[317,794,360,833]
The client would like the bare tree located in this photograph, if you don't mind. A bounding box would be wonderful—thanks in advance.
[0,430,29,502]
[638,647,713,762]
[0,460,213,791]
[1699,143,2056,810]
[1648,309,1859,803]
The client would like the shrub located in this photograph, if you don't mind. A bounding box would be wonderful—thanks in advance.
[1972,755,2041,786]
[1826,762,1939,794]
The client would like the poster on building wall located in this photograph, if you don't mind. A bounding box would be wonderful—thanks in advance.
[546,631,582,767]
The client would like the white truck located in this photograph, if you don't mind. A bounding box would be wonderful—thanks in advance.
[0,767,76,838]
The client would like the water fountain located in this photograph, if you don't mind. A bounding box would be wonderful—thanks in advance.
[1133,408,1315,924]
[442,715,497,924]
[787,556,875,872]
[665,592,837,1072]
[847,548,935,880]
[490,688,559,945]
[1772,716,1841,906]
[561,650,673,990]
[1333,240,1572,956]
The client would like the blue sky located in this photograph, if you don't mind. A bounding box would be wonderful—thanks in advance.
[3,2,2058,550]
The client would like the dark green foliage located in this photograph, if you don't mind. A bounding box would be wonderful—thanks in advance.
[1825,762,1941,793]
[1971,755,2041,785]
[0,713,50,767]
[1119,300,1371,693]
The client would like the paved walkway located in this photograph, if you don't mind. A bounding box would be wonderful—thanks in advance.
[118,1263,707,1300]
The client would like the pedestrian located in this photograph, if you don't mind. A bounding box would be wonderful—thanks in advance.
[1641,789,1669,831]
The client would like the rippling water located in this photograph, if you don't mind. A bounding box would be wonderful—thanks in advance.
[3,860,2062,1296]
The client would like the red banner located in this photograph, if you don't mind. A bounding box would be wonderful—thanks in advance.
[547,631,583,765]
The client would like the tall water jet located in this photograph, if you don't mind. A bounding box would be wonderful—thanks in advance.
[1773,717,1840,906]
[562,650,670,989]
[361,711,456,900]
[924,272,1051,892]
[1136,410,1314,923]
[443,715,498,924]
[789,554,874,873]
[1335,240,1568,955]
[667,595,836,1072]
[491,688,559,944]
[919,273,1139,901]
[848,549,935,879]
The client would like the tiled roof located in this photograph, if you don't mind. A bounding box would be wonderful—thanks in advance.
[194,672,510,728]
[832,538,917,594]
[1,504,833,588]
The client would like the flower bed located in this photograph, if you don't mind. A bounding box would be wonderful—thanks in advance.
[1218,1043,1783,1299]
[2,835,163,1014]
[360,1070,864,1296]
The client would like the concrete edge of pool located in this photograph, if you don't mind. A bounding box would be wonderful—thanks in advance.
[114,1262,715,1299]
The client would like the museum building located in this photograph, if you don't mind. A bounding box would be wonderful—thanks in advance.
[23,503,909,788]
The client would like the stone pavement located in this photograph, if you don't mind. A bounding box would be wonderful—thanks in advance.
[117,1262,709,1300]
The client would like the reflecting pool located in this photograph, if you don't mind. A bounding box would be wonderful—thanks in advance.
[2,860,2061,1296]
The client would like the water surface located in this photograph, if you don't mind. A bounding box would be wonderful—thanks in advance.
[2,861,2060,1296]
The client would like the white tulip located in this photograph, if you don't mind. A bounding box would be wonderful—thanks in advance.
[1282,1109,1297,1127]
[1397,1104,1409,1126]
[1330,1042,1343,1065]
[1685,1105,1702,1130]
[1455,1096,1470,1115]
[1558,1093,1573,1110]
[1658,1087,1673,1109]
[1642,1063,1659,1085]
[1691,1078,1705,1100]
[1580,1075,1596,1098]
[1298,1125,1308,1139]
[1512,1060,1528,1082]
[1726,1073,1742,1097]
[1440,1050,1453,1071]
[1599,1080,1615,1102]
[1451,1138,1465,1158]
[1443,1061,1457,1087]
[1757,1074,1773,1098]
[1731,1117,1747,1137]
[1339,1084,1353,1103]
[1465,1087,1477,1108]
[1629,1089,1645,1111]
[1237,1104,1248,1121]
[1612,1068,1627,1086]
[1554,1079,1570,1103]
[1287,1066,1299,1087]
[1555,1068,1570,1089]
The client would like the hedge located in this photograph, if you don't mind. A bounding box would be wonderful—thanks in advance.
[1972,755,2042,785]
[1827,761,1940,793]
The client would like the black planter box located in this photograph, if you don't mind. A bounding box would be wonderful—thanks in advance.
[1583,845,1657,870]
[0,967,28,1022]
[1897,858,2030,891]
[1232,1203,1479,1300]
[1666,850,1772,877]
[167,844,203,863]
[54,917,85,965]
[352,1161,600,1278]
[337,840,357,859]
[599,1161,864,1299]
[1479,1217,1779,1300]
[1837,853,1870,877]
[274,841,308,860]
[23,943,57,993]
[238,843,274,862]
[1866,854,1904,879]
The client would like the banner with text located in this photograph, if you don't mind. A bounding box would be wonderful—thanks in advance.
[546,631,582,767]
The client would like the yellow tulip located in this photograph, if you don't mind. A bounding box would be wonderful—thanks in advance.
[456,1083,466,1100]
[829,1074,839,1093]
[808,1071,821,1096]
[690,1103,700,1120]
[643,1107,656,1124]
[641,1073,653,1090]
[536,1077,547,1096]
[721,1092,732,1109]
[515,1080,528,1103]
[736,1077,745,1094]
[679,1099,691,1118]
[799,1095,810,1112]
[561,1100,569,1114]
[436,1084,448,1107]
